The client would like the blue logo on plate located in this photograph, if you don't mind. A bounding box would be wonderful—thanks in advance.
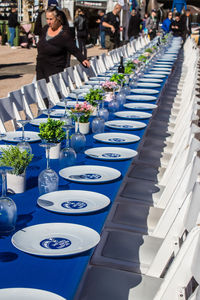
[102,153,121,158]
[120,125,133,129]
[69,174,101,180]
[108,138,125,142]
[40,237,71,249]
[13,137,31,141]
[61,201,87,209]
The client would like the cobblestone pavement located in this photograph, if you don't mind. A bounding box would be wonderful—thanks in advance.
[0,45,107,98]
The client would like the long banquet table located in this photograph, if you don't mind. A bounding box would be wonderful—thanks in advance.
[0,55,171,300]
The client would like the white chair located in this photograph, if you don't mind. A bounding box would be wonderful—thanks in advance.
[22,83,46,116]
[0,97,17,132]
[74,226,200,300]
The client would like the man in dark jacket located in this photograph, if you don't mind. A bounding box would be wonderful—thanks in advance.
[102,4,122,50]
[171,12,184,38]
[74,9,88,59]
[128,9,141,40]
[181,9,192,42]
[8,6,19,49]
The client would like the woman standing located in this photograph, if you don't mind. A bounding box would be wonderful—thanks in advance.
[36,6,90,81]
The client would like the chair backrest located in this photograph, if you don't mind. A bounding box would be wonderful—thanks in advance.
[49,73,66,100]
[22,83,46,115]
[0,97,17,131]
[9,90,26,120]
[148,182,200,278]
[36,79,55,108]
[152,226,200,300]
[157,137,200,209]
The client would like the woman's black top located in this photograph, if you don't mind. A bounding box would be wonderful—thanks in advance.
[36,25,86,81]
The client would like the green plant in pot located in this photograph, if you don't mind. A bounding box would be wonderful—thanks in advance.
[85,88,104,107]
[39,118,65,143]
[39,118,65,159]
[110,73,126,86]
[0,146,33,193]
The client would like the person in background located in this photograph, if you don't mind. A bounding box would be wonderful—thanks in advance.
[181,9,192,42]
[102,4,122,51]
[162,11,173,34]
[8,6,19,49]
[0,27,2,45]
[128,8,141,40]
[146,9,158,40]
[142,13,148,35]
[34,0,58,38]
[74,8,88,59]
[62,8,75,66]
[170,12,184,37]
[36,6,90,82]
[96,10,105,49]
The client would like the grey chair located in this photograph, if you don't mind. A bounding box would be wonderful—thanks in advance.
[0,97,17,131]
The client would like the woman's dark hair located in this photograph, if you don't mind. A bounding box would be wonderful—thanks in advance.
[46,6,68,25]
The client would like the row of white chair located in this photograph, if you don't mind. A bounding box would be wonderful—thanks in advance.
[73,38,200,300]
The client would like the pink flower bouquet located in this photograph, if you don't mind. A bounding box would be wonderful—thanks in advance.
[71,102,94,123]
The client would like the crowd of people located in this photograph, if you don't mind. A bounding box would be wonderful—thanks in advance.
[0,0,195,83]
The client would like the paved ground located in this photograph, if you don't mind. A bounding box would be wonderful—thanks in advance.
[0,45,107,98]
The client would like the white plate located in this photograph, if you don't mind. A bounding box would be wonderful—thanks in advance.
[56,101,84,108]
[93,132,140,144]
[0,288,66,300]
[124,103,157,110]
[144,74,166,78]
[3,131,40,143]
[85,147,137,161]
[89,76,110,81]
[12,223,100,257]
[135,82,161,88]
[154,64,172,68]
[29,118,57,126]
[85,80,104,86]
[71,88,90,94]
[43,109,67,118]
[114,110,152,119]
[126,95,157,101]
[59,165,121,183]
[139,78,163,83]
[158,58,175,62]
[37,190,110,214]
[152,68,171,71]
[149,71,170,75]
[131,88,159,95]
[69,92,87,100]
[105,120,146,130]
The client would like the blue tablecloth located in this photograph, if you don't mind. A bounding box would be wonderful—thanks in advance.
[0,73,168,299]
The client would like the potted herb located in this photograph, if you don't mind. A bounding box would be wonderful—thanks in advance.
[145,48,153,54]
[71,102,94,134]
[39,118,65,159]
[85,88,104,107]
[110,73,126,86]
[0,146,33,194]
[124,61,136,75]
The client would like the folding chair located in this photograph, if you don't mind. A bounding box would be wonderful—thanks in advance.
[74,226,200,300]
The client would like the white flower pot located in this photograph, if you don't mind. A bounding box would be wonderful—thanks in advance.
[46,143,61,160]
[7,172,26,194]
[105,92,115,102]
[75,122,90,135]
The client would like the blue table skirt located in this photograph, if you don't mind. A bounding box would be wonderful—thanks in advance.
[0,72,169,300]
